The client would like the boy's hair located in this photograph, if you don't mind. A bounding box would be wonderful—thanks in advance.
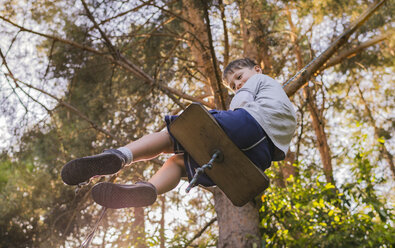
[222,58,258,80]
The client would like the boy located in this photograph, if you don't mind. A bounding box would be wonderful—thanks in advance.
[61,58,297,209]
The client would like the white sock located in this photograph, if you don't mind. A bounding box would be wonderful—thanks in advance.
[117,147,133,164]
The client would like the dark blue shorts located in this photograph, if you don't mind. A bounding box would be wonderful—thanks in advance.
[165,108,274,187]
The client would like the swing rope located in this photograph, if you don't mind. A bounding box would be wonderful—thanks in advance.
[80,207,107,248]
[186,150,222,193]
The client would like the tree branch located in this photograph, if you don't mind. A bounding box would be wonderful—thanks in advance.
[321,32,392,70]
[0,16,105,55]
[3,69,123,143]
[183,217,217,248]
[140,16,177,44]
[201,0,227,110]
[81,0,120,59]
[356,84,395,178]
[218,0,229,67]
[0,15,214,108]
[91,1,154,29]
[148,0,195,27]
[283,0,387,97]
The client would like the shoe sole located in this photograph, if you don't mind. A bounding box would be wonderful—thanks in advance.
[61,153,123,185]
[91,182,157,209]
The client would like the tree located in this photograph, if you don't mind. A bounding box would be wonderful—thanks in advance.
[0,0,393,247]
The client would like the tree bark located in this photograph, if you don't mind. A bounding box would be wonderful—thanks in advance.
[281,151,297,182]
[304,87,335,184]
[214,189,261,247]
[219,0,230,67]
[159,196,166,248]
[273,151,297,188]
[238,0,273,74]
[131,207,146,248]
[181,1,229,110]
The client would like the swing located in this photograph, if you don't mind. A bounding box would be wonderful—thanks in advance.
[169,103,270,207]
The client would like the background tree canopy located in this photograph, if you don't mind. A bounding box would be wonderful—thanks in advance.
[0,0,394,247]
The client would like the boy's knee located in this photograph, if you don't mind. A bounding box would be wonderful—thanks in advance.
[169,154,184,166]
[169,154,186,176]
[161,130,174,153]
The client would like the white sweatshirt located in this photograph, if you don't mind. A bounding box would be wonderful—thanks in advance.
[229,74,297,160]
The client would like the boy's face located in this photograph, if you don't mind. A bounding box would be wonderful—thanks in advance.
[225,65,262,92]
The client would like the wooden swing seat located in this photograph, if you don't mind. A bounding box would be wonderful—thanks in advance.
[169,103,270,207]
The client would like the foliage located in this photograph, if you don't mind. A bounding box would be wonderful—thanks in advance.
[260,144,394,247]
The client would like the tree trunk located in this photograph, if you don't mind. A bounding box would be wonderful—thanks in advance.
[132,207,146,248]
[238,1,273,74]
[281,151,297,181]
[181,0,229,109]
[181,2,261,247]
[272,151,297,188]
[159,196,166,248]
[304,87,335,184]
[214,189,261,247]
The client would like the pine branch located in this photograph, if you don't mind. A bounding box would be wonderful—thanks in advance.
[81,0,120,59]
[321,33,392,70]
[283,0,387,97]
[0,16,104,55]
[140,16,177,44]
[2,71,123,143]
[148,0,195,27]
[91,1,154,29]
[0,15,214,108]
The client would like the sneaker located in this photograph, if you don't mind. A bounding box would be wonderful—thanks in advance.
[61,149,127,185]
[91,182,157,209]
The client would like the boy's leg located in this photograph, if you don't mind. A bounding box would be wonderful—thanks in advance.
[91,154,186,208]
[148,154,186,194]
[125,130,174,162]
[61,130,174,185]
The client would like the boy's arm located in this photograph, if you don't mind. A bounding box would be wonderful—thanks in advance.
[229,89,254,110]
